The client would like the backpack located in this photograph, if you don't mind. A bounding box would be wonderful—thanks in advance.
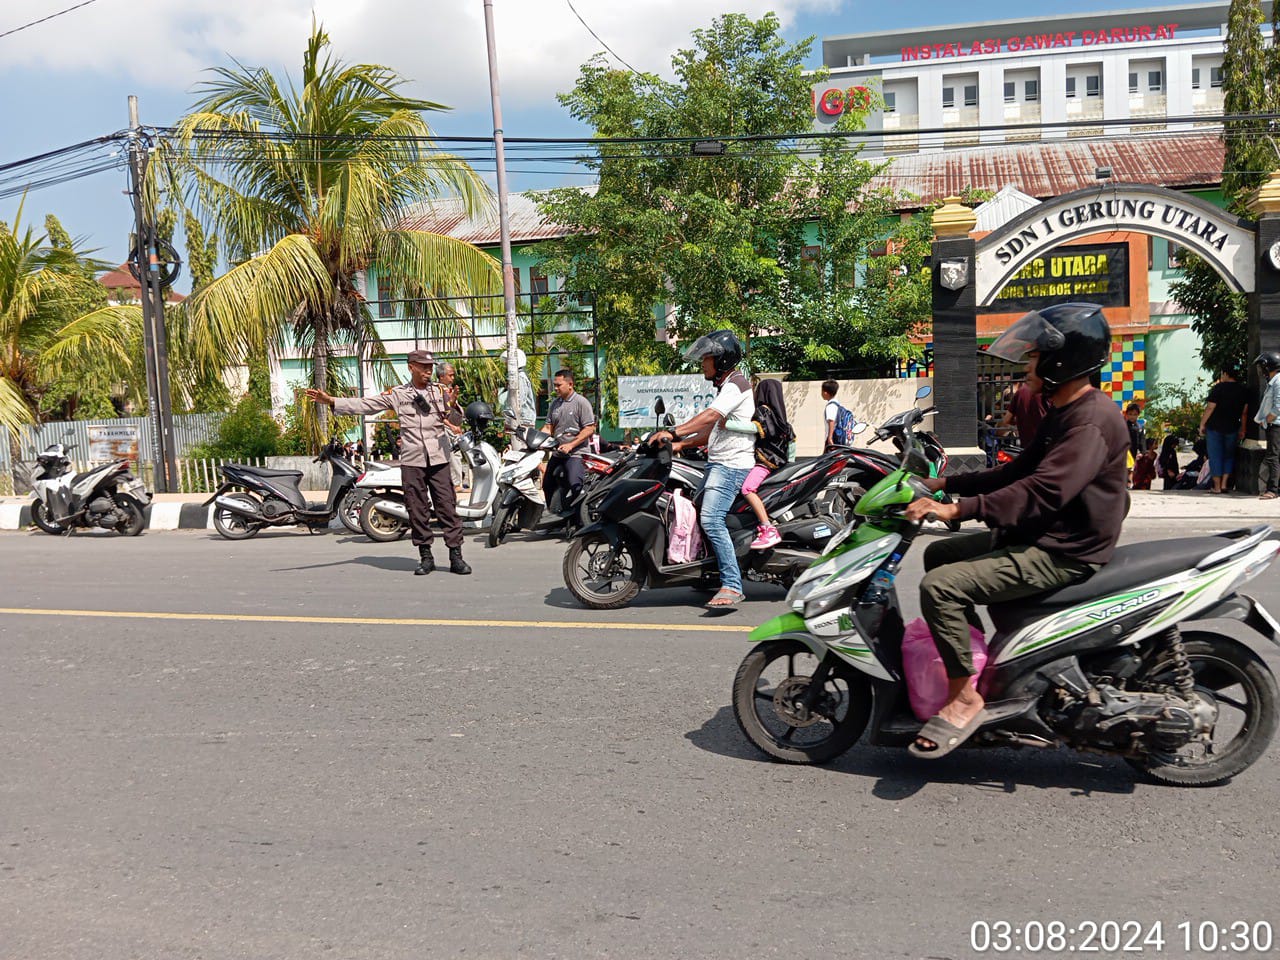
[754,402,795,469]
[830,402,857,446]
[666,489,704,564]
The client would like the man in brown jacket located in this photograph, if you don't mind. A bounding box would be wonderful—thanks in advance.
[306,349,470,576]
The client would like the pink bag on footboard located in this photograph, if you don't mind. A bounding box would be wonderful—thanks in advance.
[901,617,989,721]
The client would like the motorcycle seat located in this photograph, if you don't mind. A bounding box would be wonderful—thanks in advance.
[988,534,1232,634]
[231,465,304,479]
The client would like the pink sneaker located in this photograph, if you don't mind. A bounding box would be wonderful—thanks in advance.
[750,524,781,550]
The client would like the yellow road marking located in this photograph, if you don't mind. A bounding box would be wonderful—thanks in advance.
[0,607,751,634]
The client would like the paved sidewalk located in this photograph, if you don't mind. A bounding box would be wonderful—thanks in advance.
[2,486,1275,531]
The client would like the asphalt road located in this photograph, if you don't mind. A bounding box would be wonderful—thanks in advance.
[2,520,1279,960]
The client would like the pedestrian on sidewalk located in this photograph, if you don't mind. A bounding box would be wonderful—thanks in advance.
[1254,352,1280,500]
[306,349,471,575]
[1157,435,1181,490]
[1198,366,1248,494]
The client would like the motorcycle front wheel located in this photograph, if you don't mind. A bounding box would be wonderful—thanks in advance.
[562,533,643,609]
[339,489,366,534]
[212,493,263,540]
[487,502,519,548]
[31,500,65,535]
[359,495,410,542]
[1126,633,1278,787]
[112,495,146,536]
[733,638,872,764]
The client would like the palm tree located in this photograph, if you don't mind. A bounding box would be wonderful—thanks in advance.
[0,198,142,435]
[170,21,503,441]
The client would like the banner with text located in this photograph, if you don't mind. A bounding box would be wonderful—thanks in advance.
[616,375,715,429]
[990,243,1128,313]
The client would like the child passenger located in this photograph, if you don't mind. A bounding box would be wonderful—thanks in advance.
[727,378,795,551]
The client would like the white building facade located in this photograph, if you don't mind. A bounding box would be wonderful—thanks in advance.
[811,2,1272,153]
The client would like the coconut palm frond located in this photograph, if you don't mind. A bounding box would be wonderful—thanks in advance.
[39,306,142,379]
[0,374,33,435]
[184,233,332,368]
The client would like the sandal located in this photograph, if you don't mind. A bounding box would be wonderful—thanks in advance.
[1260,492,1278,500]
[705,588,745,609]
[908,709,987,759]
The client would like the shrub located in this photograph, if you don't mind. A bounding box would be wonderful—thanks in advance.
[188,395,281,460]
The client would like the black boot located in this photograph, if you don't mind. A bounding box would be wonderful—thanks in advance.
[449,546,472,575]
[415,545,436,576]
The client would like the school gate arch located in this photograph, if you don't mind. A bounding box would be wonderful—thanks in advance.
[928,178,1280,463]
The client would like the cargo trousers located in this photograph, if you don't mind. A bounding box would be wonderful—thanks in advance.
[919,531,1098,678]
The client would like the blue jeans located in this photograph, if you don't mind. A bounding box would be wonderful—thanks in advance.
[1205,429,1237,479]
[701,463,751,594]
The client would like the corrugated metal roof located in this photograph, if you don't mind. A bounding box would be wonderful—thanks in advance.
[974,184,1041,231]
[873,133,1224,209]
[396,135,1224,244]
[398,188,592,246]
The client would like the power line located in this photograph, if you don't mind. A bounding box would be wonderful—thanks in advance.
[564,0,647,77]
[0,0,103,40]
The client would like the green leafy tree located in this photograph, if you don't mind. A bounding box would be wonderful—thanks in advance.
[167,21,503,448]
[1169,0,1279,376]
[536,13,914,403]
[1,201,142,434]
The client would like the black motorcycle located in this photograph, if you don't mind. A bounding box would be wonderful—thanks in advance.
[562,438,850,610]
[204,440,362,540]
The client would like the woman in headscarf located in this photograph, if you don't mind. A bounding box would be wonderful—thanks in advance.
[737,377,795,550]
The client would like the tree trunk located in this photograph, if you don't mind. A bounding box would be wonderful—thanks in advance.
[314,320,330,445]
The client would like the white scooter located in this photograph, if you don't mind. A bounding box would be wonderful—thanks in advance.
[29,440,152,536]
[358,402,504,541]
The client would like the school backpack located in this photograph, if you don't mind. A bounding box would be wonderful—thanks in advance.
[830,402,858,446]
[666,489,704,564]
[754,402,795,469]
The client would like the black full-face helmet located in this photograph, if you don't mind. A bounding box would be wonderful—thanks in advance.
[465,400,495,426]
[683,329,743,380]
[986,302,1112,390]
[1255,351,1280,375]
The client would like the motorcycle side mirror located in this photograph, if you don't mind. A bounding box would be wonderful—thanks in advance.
[653,397,666,416]
[852,421,869,436]
[915,384,933,400]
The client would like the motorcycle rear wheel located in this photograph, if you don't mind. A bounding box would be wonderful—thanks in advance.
[1126,634,1278,786]
[733,639,872,764]
[487,502,518,548]
[112,495,145,536]
[212,493,263,540]
[31,500,65,535]
[360,495,410,542]
[562,533,643,609]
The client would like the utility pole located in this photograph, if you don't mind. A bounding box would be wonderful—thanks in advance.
[126,96,178,491]
[482,0,522,424]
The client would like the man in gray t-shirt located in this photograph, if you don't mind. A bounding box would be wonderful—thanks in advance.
[541,368,596,505]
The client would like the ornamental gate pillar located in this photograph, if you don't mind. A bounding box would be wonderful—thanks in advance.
[929,197,981,457]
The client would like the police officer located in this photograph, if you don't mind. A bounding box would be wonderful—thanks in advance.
[306,349,471,576]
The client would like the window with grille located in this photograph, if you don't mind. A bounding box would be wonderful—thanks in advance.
[1003,81,1015,103]
[377,273,394,318]
[963,84,977,107]
[1066,77,1077,98]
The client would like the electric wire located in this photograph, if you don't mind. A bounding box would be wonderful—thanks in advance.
[0,0,103,40]
[564,0,647,77]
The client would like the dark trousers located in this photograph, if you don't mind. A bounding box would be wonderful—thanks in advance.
[402,463,462,550]
[542,453,584,504]
[1261,425,1280,495]
[919,531,1096,679]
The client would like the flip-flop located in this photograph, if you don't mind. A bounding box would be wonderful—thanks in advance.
[908,710,987,759]
[705,588,745,609]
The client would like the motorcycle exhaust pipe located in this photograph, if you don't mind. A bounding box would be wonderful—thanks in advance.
[368,497,410,521]
[214,495,264,520]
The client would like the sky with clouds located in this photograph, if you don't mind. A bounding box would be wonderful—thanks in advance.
[0,0,1194,274]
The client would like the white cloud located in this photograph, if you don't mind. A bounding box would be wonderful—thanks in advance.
[0,0,840,112]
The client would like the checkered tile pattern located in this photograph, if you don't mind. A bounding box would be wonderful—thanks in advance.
[1099,336,1145,404]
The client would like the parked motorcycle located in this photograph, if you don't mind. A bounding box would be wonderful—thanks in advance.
[29,439,152,536]
[358,402,504,542]
[339,459,394,535]
[822,386,960,530]
[561,435,853,610]
[488,426,624,547]
[733,407,1280,786]
[205,440,361,540]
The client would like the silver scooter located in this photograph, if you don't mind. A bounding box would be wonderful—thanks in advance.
[359,403,504,541]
